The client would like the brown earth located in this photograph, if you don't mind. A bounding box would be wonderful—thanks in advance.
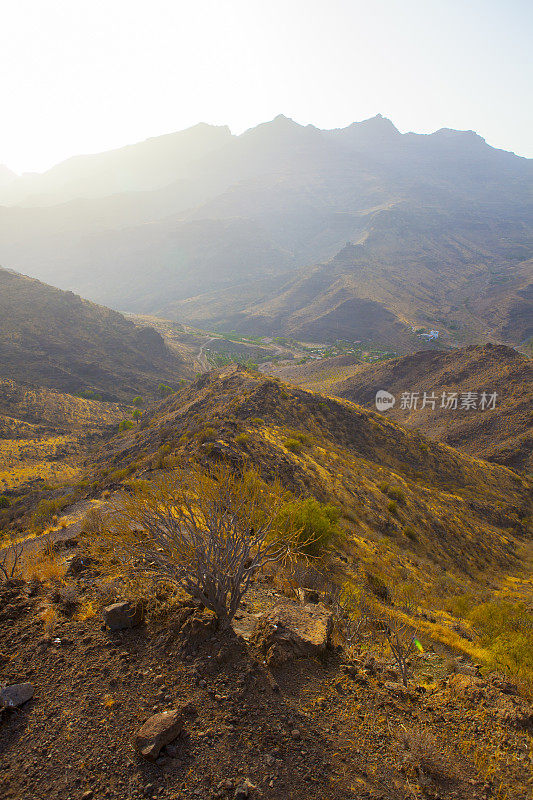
[0,571,531,800]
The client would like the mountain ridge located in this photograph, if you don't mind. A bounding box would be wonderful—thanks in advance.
[0,114,531,351]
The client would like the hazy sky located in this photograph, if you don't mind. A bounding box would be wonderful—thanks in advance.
[1,0,531,173]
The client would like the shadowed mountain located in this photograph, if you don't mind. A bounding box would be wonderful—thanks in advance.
[0,267,191,401]
[274,344,532,472]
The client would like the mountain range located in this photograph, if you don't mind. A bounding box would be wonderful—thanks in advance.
[0,115,531,350]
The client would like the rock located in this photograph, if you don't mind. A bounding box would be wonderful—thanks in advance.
[291,728,301,740]
[135,709,183,761]
[363,655,382,675]
[66,554,94,576]
[455,663,479,677]
[234,779,256,799]
[490,676,519,695]
[384,681,417,700]
[297,588,320,605]
[0,683,34,708]
[104,600,144,630]
[250,603,333,666]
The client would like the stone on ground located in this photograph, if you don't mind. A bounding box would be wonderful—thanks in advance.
[1,683,34,708]
[103,600,144,630]
[250,603,332,666]
[134,709,183,760]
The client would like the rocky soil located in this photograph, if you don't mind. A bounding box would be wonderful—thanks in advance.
[1,570,531,800]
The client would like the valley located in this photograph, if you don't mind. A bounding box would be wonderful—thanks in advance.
[0,116,531,800]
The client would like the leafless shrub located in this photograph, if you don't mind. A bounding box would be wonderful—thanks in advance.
[0,538,24,583]
[399,725,456,782]
[286,561,327,593]
[83,463,294,627]
[328,566,420,680]
[368,612,418,686]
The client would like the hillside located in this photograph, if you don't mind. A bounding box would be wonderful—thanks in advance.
[87,366,530,577]
[1,366,531,800]
[0,380,125,497]
[0,115,531,350]
[0,267,191,400]
[273,344,533,472]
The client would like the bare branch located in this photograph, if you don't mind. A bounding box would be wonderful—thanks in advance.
[83,463,293,626]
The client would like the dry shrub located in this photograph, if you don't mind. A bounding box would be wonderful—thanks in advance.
[23,542,66,583]
[0,537,24,582]
[399,725,457,783]
[40,605,58,637]
[82,462,295,626]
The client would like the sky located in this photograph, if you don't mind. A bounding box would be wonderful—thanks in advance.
[1,0,532,173]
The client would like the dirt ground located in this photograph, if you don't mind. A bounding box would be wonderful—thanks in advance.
[1,573,531,800]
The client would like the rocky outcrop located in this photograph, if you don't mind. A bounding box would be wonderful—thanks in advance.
[1,683,34,708]
[250,603,333,666]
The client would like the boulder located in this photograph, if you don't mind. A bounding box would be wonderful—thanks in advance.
[135,709,183,760]
[234,779,257,799]
[250,603,332,666]
[1,683,34,708]
[104,600,144,630]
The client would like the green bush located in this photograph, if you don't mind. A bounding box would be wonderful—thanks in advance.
[388,500,398,514]
[284,437,303,453]
[198,427,216,442]
[0,495,10,509]
[275,498,341,556]
[387,486,406,504]
[365,571,391,603]
[158,383,174,397]
[235,432,250,446]
[33,496,70,526]
[132,396,144,407]
[446,593,476,618]
[79,388,102,401]
[118,420,135,432]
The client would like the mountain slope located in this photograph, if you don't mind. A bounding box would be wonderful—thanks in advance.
[0,115,531,348]
[0,267,191,400]
[0,123,232,206]
[274,344,532,472]
[92,365,530,575]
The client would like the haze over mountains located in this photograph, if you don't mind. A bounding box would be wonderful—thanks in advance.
[0,115,531,349]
